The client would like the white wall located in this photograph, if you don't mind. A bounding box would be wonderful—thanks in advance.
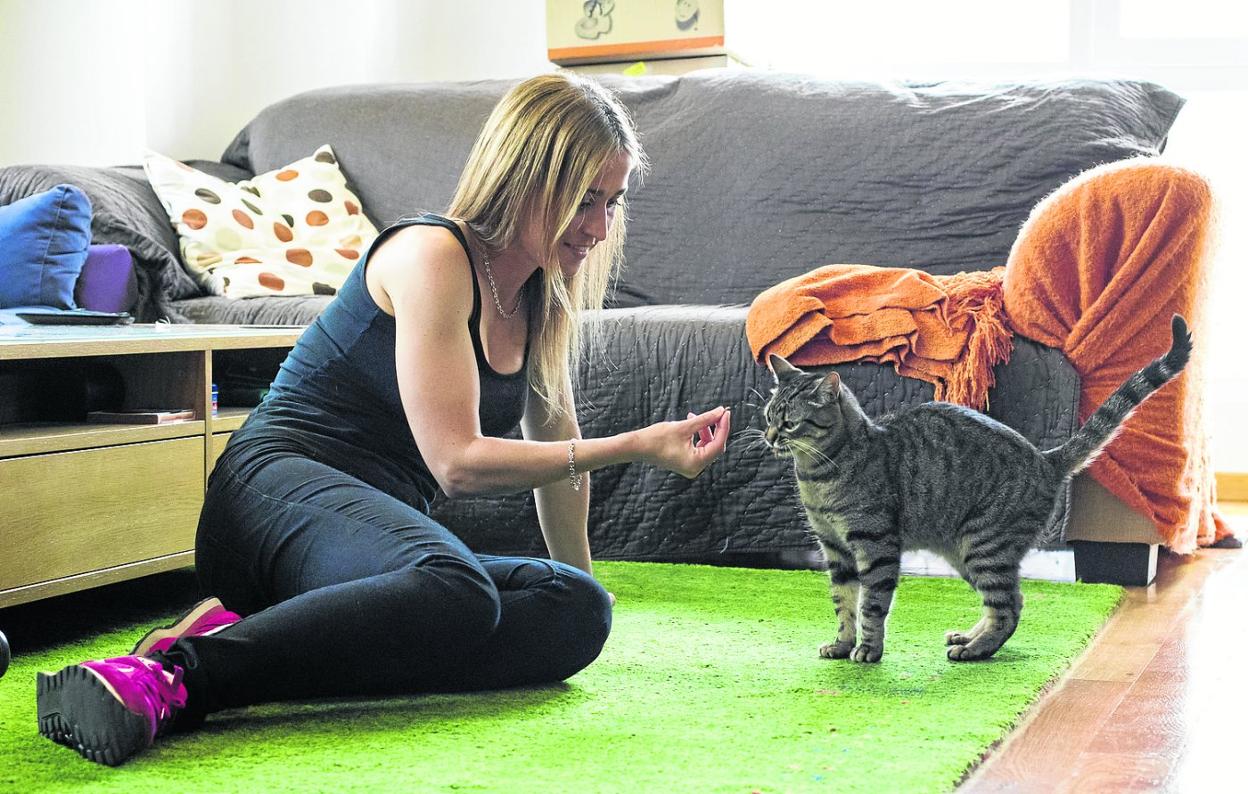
[0,0,149,166]
[1,0,1244,471]
[1163,94,1248,476]
[0,0,550,165]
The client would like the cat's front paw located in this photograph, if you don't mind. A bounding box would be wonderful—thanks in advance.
[849,643,883,663]
[945,630,973,646]
[947,643,998,662]
[819,640,854,659]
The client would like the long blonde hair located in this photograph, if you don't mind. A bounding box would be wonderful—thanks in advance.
[447,72,645,423]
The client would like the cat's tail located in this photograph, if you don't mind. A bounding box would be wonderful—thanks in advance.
[1043,314,1191,478]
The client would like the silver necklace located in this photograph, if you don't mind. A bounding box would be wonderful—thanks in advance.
[481,250,523,319]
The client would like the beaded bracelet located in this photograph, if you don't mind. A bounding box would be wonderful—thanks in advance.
[568,438,583,491]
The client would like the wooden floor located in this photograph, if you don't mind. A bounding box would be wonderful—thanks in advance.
[961,504,1248,793]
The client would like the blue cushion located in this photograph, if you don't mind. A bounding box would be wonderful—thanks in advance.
[0,184,93,309]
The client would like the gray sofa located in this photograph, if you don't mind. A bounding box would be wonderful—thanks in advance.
[0,70,1184,583]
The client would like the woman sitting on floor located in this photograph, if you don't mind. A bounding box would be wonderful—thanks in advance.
[36,71,732,767]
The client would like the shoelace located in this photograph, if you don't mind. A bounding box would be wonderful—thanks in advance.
[103,657,188,742]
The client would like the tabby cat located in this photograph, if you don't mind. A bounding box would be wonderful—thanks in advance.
[761,315,1191,662]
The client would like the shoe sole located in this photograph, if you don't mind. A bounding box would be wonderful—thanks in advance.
[37,665,149,766]
[130,597,226,657]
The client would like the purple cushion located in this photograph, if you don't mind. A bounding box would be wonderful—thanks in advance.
[74,244,138,313]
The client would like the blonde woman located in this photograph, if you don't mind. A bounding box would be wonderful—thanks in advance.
[37,73,731,766]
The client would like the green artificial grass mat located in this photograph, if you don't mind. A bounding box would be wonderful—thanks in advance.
[0,562,1122,793]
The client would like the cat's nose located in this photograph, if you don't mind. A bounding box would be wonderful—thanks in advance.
[765,427,777,445]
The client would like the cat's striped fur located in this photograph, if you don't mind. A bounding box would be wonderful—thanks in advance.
[764,315,1191,662]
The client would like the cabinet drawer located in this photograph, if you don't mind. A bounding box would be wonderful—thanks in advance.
[0,437,205,589]
[209,432,232,477]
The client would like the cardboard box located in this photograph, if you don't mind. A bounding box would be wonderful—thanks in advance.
[547,0,725,65]
[570,54,743,77]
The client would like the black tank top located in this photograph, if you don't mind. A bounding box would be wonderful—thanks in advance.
[222,213,530,511]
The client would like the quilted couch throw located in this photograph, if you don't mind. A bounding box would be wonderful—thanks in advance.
[1004,158,1229,553]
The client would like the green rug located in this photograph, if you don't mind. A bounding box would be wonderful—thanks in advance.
[0,562,1121,793]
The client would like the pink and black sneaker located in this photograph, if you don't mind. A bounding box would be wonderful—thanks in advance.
[130,597,240,657]
[37,655,188,765]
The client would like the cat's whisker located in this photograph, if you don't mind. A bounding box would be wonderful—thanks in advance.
[731,430,767,448]
[789,438,836,468]
[729,428,775,455]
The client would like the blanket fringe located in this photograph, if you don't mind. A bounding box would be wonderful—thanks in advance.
[938,268,1014,409]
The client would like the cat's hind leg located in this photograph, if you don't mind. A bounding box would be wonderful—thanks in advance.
[940,555,985,646]
[817,541,859,660]
[948,560,1024,661]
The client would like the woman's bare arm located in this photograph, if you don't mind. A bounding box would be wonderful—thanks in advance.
[375,226,730,499]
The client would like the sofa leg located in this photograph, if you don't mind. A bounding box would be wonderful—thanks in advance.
[1069,541,1158,586]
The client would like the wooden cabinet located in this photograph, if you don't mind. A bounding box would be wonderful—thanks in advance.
[0,324,300,608]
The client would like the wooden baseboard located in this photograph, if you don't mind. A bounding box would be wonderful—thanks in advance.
[1217,472,1248,502]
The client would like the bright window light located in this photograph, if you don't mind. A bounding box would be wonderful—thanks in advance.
[729,0,1069,75]
[1119,0,1248,39]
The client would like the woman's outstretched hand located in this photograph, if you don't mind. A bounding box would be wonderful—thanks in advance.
[638,406,731,479]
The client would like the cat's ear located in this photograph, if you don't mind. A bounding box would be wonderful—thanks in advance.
[817,370,842,399]
[768,354,800,382]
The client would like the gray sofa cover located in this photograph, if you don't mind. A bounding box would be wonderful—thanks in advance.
[0,70,1182,560]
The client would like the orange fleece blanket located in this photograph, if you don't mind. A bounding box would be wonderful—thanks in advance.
[746,265,1013,411]
[1004,158,1229,553]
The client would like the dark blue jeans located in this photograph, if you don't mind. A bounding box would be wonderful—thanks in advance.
[178,449,612,714]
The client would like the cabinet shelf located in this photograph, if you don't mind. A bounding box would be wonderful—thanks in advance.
[209,406,254,433]
[0,419,206,458]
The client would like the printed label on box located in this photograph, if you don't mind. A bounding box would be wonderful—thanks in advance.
[547,0,725,64]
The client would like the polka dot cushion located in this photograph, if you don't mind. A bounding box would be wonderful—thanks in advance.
[144,144,378,298]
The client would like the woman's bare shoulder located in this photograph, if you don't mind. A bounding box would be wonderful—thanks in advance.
[372,223,469,268]
[367,223,475,315]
